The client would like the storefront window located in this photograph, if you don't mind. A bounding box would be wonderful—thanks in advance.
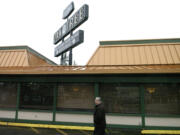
[145,83,180,115]
[57,83,94,111]
[20,83,54,110]
[0,82,17,108]
[99,83,140,114]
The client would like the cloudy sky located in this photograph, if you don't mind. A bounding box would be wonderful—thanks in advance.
[0,0,180,65]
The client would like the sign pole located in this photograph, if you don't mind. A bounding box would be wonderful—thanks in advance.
[60,38,64,65]
[69,48,72,65]
[60,53,63,65]
[53,2,88,65]
[69,31,73,65]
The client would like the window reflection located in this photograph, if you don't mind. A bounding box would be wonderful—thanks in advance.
[145,83,180,115]
[0,82,17,108]
[20,83,54,110]
[99,83,140,114]
[57,83,94,111]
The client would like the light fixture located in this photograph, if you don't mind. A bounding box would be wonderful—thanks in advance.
[147,88,156,94]
[73,88,79,92]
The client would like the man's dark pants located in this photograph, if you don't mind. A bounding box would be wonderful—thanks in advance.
[93,126,105,135]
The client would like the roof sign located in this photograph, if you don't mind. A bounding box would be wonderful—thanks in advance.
[54,30,84,57]
[54,4,88,44]
[62,2,74,19]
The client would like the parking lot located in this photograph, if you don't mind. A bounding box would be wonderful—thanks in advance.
[0,126,141,135]
[0,126,93,135]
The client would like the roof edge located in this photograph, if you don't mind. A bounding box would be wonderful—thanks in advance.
[26,46,57,66]
[0,46,57,65]
[86,46,100,65]
[0,45,28,50]
[0,64,180,74]
[100,38,180,46]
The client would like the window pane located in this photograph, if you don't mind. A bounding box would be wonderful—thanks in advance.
[20,83,54,110]
[57,83,94,111]
[99,83,140,114]
[145,83,180,115]
[0,82,17,108]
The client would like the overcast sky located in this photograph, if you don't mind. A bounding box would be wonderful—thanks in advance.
[0,0,180,65]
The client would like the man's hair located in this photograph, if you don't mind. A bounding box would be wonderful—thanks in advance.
[95,97,101,101]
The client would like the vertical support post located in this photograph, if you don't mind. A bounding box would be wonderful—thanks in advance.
[61,53,64,65]
[60,38,65,65]
[53,83,58,122]
[95,83,99,98]
[69,31,73,66]
[69,48,72,65]
[140,85,145,128]
[15,82,21,121]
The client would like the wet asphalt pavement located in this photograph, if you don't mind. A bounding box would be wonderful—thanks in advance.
[0,126,93,135]
[0,126,141,135]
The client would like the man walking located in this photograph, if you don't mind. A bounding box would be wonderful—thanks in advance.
[93,97,106,135]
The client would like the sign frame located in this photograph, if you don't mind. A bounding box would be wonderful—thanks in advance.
[54,30,84,57]
[62,2,74,19]
[54,4,88,44]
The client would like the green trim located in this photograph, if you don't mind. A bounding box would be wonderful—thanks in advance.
[145,114,180,118]
[18,109,52,113]
[16,119,94,127]
[53,84,57,122]
[0,46,30,50]
[56,111,93,115]
[106,113,141,117]
[0,118,15,122]
[19,109,92,115]
[140,85,145,128]
[100,38,180,46]
[55,122,141,129]
[54,121,94,127]
[0,108,16,111]
[0,46,57,65]
[0,46,28,50]
[17,119,52,124]
[95,83,99,97]
[15,83,20,121]
[1,75,180,83]
[106,124,141,129]
[144,126,180,130]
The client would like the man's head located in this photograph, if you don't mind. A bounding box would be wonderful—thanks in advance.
[95,97,102,105]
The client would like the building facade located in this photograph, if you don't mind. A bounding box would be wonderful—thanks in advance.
[0,39,180,133]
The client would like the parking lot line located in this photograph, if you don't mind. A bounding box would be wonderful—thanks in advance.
[141,130,180,134]
[56,128,68,135]
[31,127,40,134]
[0,121,94,131]
[79,130,91,135]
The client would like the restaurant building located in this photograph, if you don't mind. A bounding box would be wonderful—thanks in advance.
[0,38,180,133]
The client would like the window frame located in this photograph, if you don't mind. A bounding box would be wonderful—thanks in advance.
[56,82,95,112]
[0,82,18,109]
[19,82,55,110]
[99,83,141,114]
[144,83,180,115]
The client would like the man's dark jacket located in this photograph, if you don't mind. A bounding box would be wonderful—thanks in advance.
[93,103,106,128]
